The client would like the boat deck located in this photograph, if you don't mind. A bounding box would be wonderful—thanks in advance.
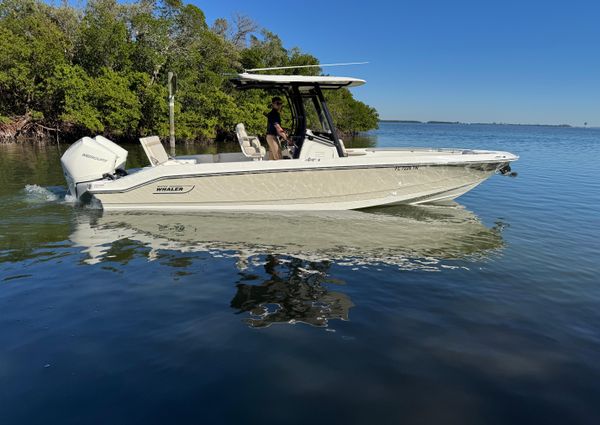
[177,147,516,164]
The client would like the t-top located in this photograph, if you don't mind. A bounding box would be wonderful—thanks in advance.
[266,109,281,136]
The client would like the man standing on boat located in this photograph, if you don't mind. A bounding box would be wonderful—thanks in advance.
[266,97,291,160]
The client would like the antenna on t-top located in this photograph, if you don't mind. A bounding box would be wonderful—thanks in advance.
[243,62,369,73]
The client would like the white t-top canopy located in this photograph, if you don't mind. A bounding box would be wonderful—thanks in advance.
[234,73,366,89]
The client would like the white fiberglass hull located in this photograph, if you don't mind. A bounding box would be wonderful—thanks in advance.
[87,148,516,211]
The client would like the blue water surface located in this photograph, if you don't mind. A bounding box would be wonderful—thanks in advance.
[1,123,599,425]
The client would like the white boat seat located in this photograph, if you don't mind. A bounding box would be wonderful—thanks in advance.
[140,136,169,166]
[140,136,196,166]
[236,123,266,160]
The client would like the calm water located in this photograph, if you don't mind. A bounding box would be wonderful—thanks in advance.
[1,123,599,424]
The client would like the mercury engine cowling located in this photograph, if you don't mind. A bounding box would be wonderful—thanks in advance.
[61,136,128,199]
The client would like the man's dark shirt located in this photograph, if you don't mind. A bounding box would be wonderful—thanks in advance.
[266,109,281,136]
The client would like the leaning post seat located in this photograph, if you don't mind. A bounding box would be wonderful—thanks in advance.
[235,123,266,160]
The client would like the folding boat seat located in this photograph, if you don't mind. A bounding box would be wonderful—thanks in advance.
[235,123,266,160]
[139,136,196,166]
[140,136,169,166]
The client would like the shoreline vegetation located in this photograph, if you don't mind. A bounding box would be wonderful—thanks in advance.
[0,0,378,145]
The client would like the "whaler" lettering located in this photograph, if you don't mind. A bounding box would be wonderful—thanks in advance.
[153,185,194,194]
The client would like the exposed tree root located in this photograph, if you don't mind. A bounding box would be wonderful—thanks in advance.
[0,114,60,143]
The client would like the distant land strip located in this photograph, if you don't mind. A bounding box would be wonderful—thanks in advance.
[379,120,584,128]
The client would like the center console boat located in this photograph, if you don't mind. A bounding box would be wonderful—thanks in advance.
[61,73,518,210]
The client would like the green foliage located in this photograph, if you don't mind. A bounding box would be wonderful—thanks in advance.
[94,68,142,134]
[0,0,378,141]
[0,26,32,115]
[47,64,103,131]
[136,76,169,136]
[75,0,131,75]
[0,0,71,117]
[327,89,380,135]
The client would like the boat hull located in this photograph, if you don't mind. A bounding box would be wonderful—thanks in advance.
[90,162,504,211]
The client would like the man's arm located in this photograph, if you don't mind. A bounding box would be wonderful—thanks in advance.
[274,123,289,141]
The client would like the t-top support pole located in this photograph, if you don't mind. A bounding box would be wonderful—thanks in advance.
[168,72,176,154]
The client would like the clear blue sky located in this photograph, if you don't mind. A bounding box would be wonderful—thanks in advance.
[196,0,600,126]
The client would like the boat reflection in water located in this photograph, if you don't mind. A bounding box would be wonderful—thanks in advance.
[231,256,354,328]
[70,203,505,327]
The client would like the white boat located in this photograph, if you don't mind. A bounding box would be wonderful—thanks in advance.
[61,73,518,211]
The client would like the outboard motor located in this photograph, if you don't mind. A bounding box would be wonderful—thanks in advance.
[61,136,128,200]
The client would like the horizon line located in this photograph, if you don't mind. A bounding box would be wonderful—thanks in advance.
[378,120,599,129]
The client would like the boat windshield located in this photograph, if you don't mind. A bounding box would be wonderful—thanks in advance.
[303,95,331,135]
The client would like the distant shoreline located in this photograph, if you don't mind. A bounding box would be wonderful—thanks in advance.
[378,120,594,128]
